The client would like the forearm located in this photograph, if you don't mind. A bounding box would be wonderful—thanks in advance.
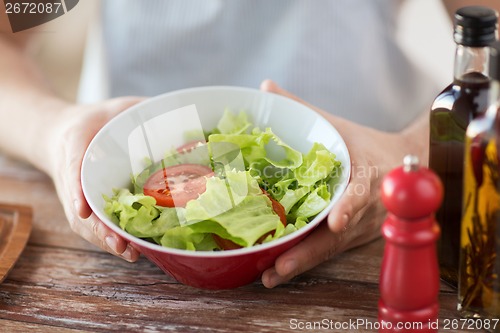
[0,37,70,175]
[399,111,429,166]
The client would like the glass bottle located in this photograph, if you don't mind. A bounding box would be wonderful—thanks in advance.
[458,40,500,325]
[429,6,498,289]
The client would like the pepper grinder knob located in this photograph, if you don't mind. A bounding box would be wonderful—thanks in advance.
[381,155,443,219]
[378,155,443,333]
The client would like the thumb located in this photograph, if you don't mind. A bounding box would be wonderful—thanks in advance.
[327,175,371,233]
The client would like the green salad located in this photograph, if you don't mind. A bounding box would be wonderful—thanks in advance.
[104,110,342,251]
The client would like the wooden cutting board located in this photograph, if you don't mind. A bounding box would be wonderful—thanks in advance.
[0,204,32,283]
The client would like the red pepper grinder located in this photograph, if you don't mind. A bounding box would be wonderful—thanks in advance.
[378,155,443,333]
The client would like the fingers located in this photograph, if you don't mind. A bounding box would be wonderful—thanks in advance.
[73,99,144,260]
[258,80,386,289]
[58,184,140,262]
[262,210,381,289]
[55,97,145,262]
[72,97,145,219]
[78,213,140,262]
[64,124,96,219]
[327,175,371,233]
[74,185,93,219]
[259,80,341,288]
[261,158,373,288]
[262,222,340,288]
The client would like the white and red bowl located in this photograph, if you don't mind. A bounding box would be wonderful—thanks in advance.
[81,86,350,289]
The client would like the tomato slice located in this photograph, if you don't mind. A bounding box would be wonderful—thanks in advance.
[213,189,288,250]
[263,189,287,226]
[213,236,245,251]
[143,164,213,207]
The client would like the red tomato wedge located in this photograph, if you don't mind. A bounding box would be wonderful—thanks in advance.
[213,189,288,250]
[143,164,214,207]
[263,189,287,226]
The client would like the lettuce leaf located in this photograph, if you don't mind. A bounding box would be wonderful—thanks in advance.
[184,170,281,247]
[184,170,262,225]
[291,184,331,219]
[160,227,218,251]
[105,170,282,250]
[104,110,342,251]
[208,127,303,169]
[295,142,340,186]
[279,186,311,214]
[104,189,164,238]
[188,195,281,247]
[217,109,252,134]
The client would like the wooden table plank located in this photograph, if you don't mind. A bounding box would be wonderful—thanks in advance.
[0,243,471,333]
[0,172,95,252]
[0,319,89,333]
[0,154,483,332]
[0,204,32,282]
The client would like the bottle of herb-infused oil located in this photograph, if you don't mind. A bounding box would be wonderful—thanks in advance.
[459,40,500,326]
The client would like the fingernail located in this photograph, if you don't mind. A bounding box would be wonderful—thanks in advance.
[105,235,119,254]
[121,244,135,262]
[283,259,298,275]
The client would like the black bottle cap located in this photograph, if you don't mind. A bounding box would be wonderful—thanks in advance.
[490,41,500,81]
[454,6,498,47]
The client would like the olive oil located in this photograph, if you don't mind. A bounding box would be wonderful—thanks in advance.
[430,72,491,287]
[459,128,500,318]
[459,41,500,326]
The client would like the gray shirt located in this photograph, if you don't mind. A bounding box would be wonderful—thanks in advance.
[96,0,437,131]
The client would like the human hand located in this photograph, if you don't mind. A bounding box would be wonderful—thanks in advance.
[259,80,422,288]
[48,97,144,262]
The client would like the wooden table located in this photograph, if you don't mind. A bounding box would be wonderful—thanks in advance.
[0,154,478,333]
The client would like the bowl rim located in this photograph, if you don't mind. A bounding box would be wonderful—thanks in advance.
[81,85,351,258]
